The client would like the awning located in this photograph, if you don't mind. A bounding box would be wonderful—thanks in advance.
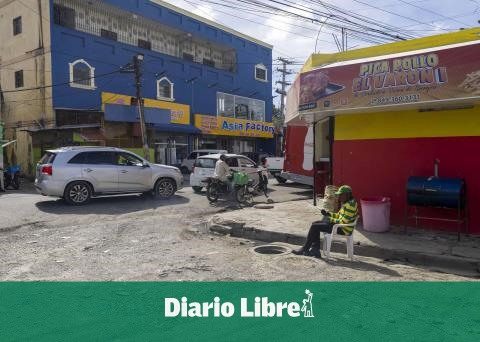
[104,104,171,125]
[22,124,102,133]
[152,123,201,134]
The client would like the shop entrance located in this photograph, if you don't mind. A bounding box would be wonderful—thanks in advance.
[229,138,255,154]
[313,116,334,196]
[154,134,188,166]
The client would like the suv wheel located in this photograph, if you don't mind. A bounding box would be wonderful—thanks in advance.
[154,178,176,199]
[64,181,92,205]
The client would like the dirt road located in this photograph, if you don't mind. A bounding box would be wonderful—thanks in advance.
[0,181,472,281]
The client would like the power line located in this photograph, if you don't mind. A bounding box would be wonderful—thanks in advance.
[398,0,473,28]
[182,0,302,58]
[1,69,122,94]
[350,0,451,32]
[233,0,409,41]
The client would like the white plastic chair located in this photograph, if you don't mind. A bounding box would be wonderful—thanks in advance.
[322,218,359,261]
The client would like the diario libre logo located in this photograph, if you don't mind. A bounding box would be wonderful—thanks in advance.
[165,290,314,318]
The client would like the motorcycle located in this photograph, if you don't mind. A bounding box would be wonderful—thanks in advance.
[204,170,252,203]
[236,169,269,205]
[3,165,21,190]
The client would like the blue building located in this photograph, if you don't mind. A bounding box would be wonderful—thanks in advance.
[46,0,274,165]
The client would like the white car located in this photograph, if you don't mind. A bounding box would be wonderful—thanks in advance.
[189,154,259,193]
[265,156,286,183]
[180,149,227,174]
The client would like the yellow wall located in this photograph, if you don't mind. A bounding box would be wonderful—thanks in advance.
[335,105,480,140]
[194,114,275,138]
[101,92,190,125]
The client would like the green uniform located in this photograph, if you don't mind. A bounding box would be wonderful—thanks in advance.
[329,199,358,234]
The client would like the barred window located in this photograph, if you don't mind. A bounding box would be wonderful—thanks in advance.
[69,59,96,89]
[255,64,267,82]
[157,77,174,101]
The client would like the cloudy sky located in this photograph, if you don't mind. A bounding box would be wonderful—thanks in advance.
[163,0,480,105]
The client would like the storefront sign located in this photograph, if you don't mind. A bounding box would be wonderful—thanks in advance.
[195,114,275,138]
[101,92,190,125]
[298,41,480,113]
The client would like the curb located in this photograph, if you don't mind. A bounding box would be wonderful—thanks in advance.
[207,217,480,278]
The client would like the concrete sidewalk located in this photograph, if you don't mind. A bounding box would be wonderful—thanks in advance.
[208,200,480,277]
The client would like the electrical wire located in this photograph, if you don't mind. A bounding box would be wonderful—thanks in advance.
[1,69,123,94]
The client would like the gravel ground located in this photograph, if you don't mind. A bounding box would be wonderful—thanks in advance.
[0,181,474,281]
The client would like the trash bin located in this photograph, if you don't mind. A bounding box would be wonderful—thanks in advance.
[360,197,391,233]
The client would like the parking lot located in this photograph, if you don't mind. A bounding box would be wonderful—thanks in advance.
[0,178,472,281]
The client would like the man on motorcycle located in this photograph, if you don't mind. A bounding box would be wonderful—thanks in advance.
[259,157,270,198]
[214,154,231,187]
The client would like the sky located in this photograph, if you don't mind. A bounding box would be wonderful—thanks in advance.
[162,0,480,106]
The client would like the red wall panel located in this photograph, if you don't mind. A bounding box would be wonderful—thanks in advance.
[333,137,480,234]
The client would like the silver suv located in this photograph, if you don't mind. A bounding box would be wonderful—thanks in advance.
[35,147,183,205]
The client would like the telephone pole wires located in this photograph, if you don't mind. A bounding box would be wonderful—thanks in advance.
[133,54,150,161]
[274,57,294,155]
[275,57,294,120]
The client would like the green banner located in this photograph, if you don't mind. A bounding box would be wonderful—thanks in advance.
[1,282,479,341]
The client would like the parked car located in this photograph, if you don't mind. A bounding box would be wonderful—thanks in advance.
[180,149,227,174]
[189,154,259,193]
[35,146,183,205]
[265,156,286,183]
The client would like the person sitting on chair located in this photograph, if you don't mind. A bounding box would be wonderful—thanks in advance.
[292,185,358,258]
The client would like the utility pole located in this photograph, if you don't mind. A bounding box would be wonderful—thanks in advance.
[133,54,150,161]
[275,57,294,156]
[275,57,293,119]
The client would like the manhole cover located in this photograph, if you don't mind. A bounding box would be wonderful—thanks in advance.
[253,245,290,255]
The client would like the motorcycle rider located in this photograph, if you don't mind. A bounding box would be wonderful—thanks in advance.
[259,157,269,198]
[214,154,231,189]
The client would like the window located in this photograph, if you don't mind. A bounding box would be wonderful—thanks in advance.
[194,158,216,169]
[217,92,265,121]
[203,59,215,68]
[138,39,152,50]
[39,152,56,164]
[238,157,256,168]
[250,99,265,121]
[101,29,118,41]
[56,110,102,127]
[217,93,235,118]
[14,70,24,88]
[53,4,75,29]
[69,59,96,89]
[183,53,194,62]
[83,152,116,165]
[235,96,250,120]
[157,77,174,101]
[226,158,238,167]
[68,153,87,164]
[255,64,267,82]
[116,152,144,167]
[13,16,22,35]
